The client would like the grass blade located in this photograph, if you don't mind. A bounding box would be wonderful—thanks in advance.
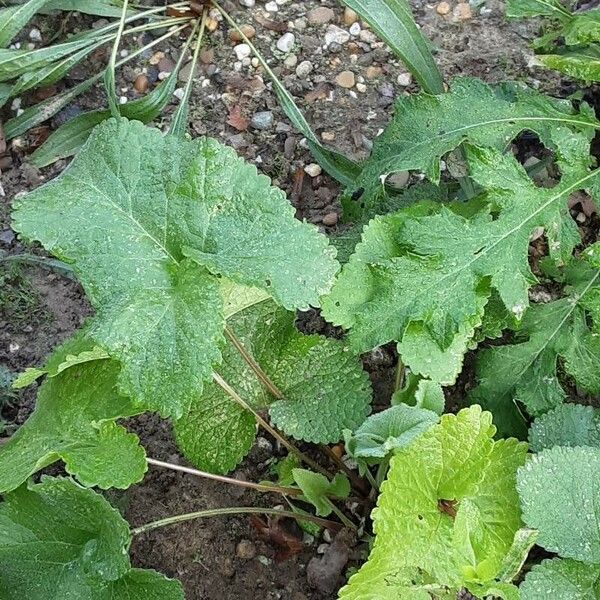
[104,0,129,116]
[214,0,360,186]
[0,82,10,107]
[0,0,50,48]
[31,23,195,165]
[43,0,139,17]
[340,0,444,94]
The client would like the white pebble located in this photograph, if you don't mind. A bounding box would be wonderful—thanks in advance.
[28,27,42,42]
[119,96,128,104]
[234,43,251,60]
[173,88,185,100]
[295,60,313,78]
[397,72,412,87]
[349,22,361,36]
[265,1,278,11]
[304,163,322,177]
[239,0,255,6]
[276,32,295,53]
[325,24,350,46]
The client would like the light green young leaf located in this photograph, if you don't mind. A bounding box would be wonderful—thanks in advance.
[0,0,49,48]
[0,477,183,599]
[391,372,445,414]
[339,406,528,599]
[520,558,600,600]
[348,77,596,200]
[0,358,146,494]
[292,468,350,516]
[497,528,538,584]
[175,300,371,473]
[537,46,600,82]
[564,10,600,45]
[339,0,444,95]
[13,118,338,418]
[529,404,600,452]
[324,144,598,403]
[344,403,439,460]
[470,262,600,437]
[517,446,600,562]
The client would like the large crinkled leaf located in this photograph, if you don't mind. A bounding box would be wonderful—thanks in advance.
[564,10,600,45]
[517,445,600,562]
[529,404,600,451]
[0,354,146,494]
[506,0,572,20]
[346,77,597,201]
[0,477,183,599]
[520,558,600,599]
[470,261,600,437]
[175,299,371,473]
[324,143,598,395]
[13,118,338,418]
[339,406,527,599]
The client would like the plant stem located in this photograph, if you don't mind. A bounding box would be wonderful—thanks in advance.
[363,468,378,492]
[225,327,284,399]
[320,444,368,496]
[325,499,358,531]
[212,371,332,479]
[393,356,405,392]
[132,506,342,537]
[147,457,302,496]
[105,0,130,116]
[169,9,207,136]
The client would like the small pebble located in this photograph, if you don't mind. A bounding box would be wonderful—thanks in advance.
[453,2,472,20]
[29,28,42,42]
[236,540,257,559]
[239,0,255,6]
[336,70,356,88]
[325,25,350,46]
[322,212,338,226]
[265,0,278,11]
[343,7,359,25]
[284,54,298,68]
[307,6,335,25]
[229,24,256,42]
[277,32,295,53]
[349,22,361,36]
[173,88,185,100]
[436,1,451,15]
[251,111,274,130]
[397,72,412,87]
[295,60,313,78]
[234,43,251,60]
[133,73,149,93]
[356,82,367,93]
[304,163,322,177]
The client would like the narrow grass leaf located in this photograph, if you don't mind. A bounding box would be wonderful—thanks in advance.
[0,0,50,49]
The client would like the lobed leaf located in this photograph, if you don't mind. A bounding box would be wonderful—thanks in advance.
[506,0,573,20]
[346,77,597,202]
[339,406,527,599]
[470,261,600,437]
[538,47,600,82]
[292,469,350,517]
[0,477,183,599]
[13,118,339,418]
[517,445,600,563]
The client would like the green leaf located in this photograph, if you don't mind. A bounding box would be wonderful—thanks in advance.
[292,468,350,516]
[0,357,146,493]
[517,445,600,562]
[537,46,600,82]
[339,406,528,599]
[43,0,138,17]
[520,558,600,599]
[175,299,371,473]
[0,35,102,81]
[564,11,600,45]
[530,404,600,452]
[506,0,573,20]
[339,0,444,95]
[348,77,597,200]
[13,118,338,418]
[0,477,183,599]
[497,528,538,583]
[344,403,439,460]
[324,143,598,390]
[470,262,600,437]
[0,0,49,48]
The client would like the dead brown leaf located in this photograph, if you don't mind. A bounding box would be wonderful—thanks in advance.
[227,104,249,131]
[249,514,303,562]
